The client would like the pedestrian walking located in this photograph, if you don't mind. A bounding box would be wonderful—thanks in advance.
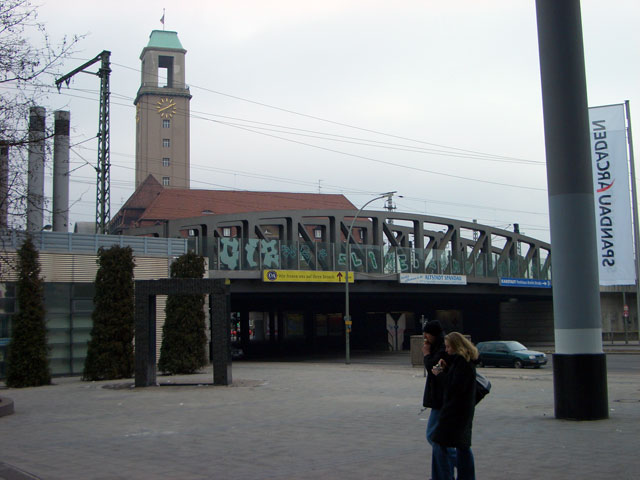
[422,322,454,441]
[431,332,479,480]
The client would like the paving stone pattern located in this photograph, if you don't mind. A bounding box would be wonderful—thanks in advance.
[1,355,639,479]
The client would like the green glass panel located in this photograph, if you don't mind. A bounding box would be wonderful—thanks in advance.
[71,359,85,375]
[49,343,71,360]
[349,245,366,272]
[383,247,397,274]
[451,258,461,274]
[396,247,412,273]
[412,249,425,273]
[72,299,94,313]
[243,239,260,270]
[219,238,241,270]
[0,298,15,314]
[44,284,71,313]
[71,315,93,329]
[47,313,71,329]
[362,246,381,273]
[48,329,71,346]
[0,314,11,337]
[72,330,92,344]
[72,343,89,357]
[0,284,16,298]
[316,242,331,271]
[50,358,71,376]
[298,242,314,270]
[280,242,298,270]
[337,244,347,268]
[72,283,95,298]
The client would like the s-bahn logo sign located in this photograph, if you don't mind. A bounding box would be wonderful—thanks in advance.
[263,270,354,283]
[588,104,635,286]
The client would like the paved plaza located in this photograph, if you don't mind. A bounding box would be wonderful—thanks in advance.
[1,352,639,480]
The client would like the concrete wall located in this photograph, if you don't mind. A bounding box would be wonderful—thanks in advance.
[499,300,555,343]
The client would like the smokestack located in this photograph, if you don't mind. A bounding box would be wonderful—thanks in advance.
[53,111,70,232]
[27,106,46,232]
[0,141,8,229]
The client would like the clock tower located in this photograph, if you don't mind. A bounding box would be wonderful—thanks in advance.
[134,30,191,188]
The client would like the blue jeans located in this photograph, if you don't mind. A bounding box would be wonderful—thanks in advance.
[432,442,475,480]
[427,409,457,464]
[426,408,439,445]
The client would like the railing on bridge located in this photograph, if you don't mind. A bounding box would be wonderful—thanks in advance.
[206,238,551,280]
[0,230,188,257]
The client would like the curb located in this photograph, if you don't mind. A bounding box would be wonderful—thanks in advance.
[0,396,15,417]
[0,462,41,480]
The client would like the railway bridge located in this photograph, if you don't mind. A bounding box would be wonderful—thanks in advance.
[135,209,554,356]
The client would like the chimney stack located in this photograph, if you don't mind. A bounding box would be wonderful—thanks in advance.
[53,111,70,232]
[27,106,46,232]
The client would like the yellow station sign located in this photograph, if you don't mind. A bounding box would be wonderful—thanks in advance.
[263,270,354,283]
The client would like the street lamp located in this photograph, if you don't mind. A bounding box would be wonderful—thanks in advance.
[344,191,397,364]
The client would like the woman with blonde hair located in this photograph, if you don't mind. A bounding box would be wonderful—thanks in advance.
[430,332,479,480]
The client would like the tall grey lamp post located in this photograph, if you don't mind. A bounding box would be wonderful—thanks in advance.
[344,191,397,364]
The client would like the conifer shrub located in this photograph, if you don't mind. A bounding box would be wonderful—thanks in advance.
[83,246,135,380]
[158,252,207,374]
[5,236,51,387]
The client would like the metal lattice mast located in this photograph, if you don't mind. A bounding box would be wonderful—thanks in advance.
[56,50,112,234]
[96,52,111,234]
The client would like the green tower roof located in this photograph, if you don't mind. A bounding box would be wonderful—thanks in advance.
[146,30,184,50]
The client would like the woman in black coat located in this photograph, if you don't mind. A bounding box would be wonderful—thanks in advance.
[431,332,479,480]
[422,322,454,447]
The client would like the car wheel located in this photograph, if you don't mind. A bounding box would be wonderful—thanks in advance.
[514,359,523,369]
[477,360,484,368]
[533,365,541,369]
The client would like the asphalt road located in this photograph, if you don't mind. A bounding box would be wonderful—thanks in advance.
[602,352,640,373]
[515,352,640,374]
[282,349,640,374]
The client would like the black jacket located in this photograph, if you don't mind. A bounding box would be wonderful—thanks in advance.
[431,354,476,448]
[422,335,448,409]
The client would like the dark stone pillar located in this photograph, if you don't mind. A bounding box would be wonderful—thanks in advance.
[135,279,231,387]
[134,284,156,387]
[212,288,232,385]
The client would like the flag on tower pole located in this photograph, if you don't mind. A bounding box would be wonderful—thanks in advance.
[160,9,165,29]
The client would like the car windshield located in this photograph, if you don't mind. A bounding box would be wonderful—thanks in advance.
[504,341,527,351]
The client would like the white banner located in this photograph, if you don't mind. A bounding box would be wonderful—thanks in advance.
[398,273,467,285]
[588,104,636,286]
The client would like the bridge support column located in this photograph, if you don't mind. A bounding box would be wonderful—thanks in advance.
[536,0,608,419]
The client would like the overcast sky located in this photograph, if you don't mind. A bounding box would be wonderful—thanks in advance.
[21,0,640,242]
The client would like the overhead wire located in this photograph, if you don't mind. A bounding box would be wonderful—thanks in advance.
[6,61,555,227]
[71,143,551,221]
[12,72,547,167]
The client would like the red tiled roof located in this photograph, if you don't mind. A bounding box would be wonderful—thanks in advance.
[138,189,356,222]
[121,175,164,209]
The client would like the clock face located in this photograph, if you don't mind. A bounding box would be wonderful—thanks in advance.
[156,97,177,118]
